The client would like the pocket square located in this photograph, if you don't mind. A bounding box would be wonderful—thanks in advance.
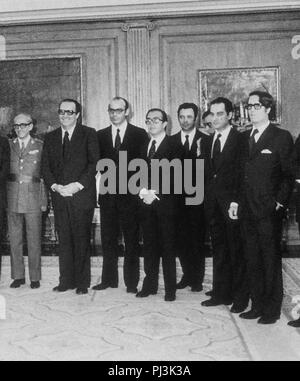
[29,150,39,155]
[261,149,272,154]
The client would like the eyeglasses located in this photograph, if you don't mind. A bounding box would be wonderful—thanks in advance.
[145,118,163,125]
[246,103,263,110]
[58,109,77,116]
[13,122,32,130]
[108,108,126,115]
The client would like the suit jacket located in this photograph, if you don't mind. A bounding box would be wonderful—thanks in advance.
[139,135,182,215]
[42,123,99,210]
[97,123,148,201]
[292,134,300,222]
[204,128,243,219]
[240,123,294,219]
[169,129,208,205]
[7,137,46,213]
[0,136,10,209]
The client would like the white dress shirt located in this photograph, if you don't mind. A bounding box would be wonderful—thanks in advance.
[111,120,128,147]
[180,128,196,150]
[211,124,232,157]
[147,132,166,155]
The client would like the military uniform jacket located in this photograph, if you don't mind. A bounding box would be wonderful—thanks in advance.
[7,137,47,213]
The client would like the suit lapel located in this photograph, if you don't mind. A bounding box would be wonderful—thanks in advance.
[154,136,168,159]
[251,124,274,158]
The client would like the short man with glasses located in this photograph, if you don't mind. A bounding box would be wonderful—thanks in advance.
[93,97,148,293]
[137,108,181,301]
[42,99,99,295]
[170,103,208,293]
[7,113,47,289]
[230,91,294,324]
[200,110,214,136]
[201,97,248,312]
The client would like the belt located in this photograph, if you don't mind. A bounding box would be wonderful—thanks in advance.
[8,174,41,184]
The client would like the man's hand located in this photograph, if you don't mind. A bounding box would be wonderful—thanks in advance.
[139,188,160,205]
[275,201,283,211]
[228,202,239,220]
[61,182,81,196]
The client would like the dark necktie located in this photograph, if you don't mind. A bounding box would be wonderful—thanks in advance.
[183,135,190,154]
[115,128,121,151]
[249,128,259,155]
[20,142,25,156]
[63,131,70,161]
[148,140,156,160]
[212,133,221,159]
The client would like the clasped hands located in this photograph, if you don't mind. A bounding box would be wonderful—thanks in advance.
[53,182,81,197]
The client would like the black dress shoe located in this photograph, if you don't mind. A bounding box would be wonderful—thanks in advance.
[10,279,25,288]
[201,298,232,307]
[136,290,156,298]
[176,279,190,289]
[230,304,247,314]
[239,309,262,319]
[76,288,88,295]
[257,316,279,324]
[205,290,214,297]
[53,285,74,292]
[30,281,40,289]
[288,318,300,327]
[164,294,176,302]
[191,285,203,292]
[92,283,117,291]
[126,287,138,294]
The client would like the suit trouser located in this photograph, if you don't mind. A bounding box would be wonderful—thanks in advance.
[242,207,283,318]
[54,200,93,289]
[0,207,6,279]
[140,204,177,296]
[209,201,248,305]
[177,203,205,287]
[100,195,140,289]
[8,211,42,281]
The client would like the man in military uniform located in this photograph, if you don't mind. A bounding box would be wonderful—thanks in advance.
[7,113,47,289]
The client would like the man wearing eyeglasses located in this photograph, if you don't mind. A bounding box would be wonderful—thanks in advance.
[137,108,181,301]
[169,103,208,294]
[200,110,214,136]
[7,113,47,289]
[229,91,294,324]
[93,97,148,293]
[42,99,99,295]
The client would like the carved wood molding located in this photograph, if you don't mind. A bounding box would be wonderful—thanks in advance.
[0,1,300,25]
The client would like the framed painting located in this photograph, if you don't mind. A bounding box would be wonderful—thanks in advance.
[0,56,82,138]
[199,66,280,124]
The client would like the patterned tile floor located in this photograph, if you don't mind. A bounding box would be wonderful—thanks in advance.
[0,256,300,361]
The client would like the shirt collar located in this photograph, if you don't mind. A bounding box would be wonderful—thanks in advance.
[18,135,31,148]
[112,120,128,132]
[61,124,76,140]
[213,124,232,141]
[251,121,270,135]
[180,128,196,145]
[149,132,166,148]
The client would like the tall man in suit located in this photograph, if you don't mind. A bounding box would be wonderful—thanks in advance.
[42,99,99,295]
[231,91,294,324]
[7,113,47,289]
[201,97,248,312]
[170,103,208,292]
[137,108,180,301]
[0,134,10,279]
[93,97,148,293]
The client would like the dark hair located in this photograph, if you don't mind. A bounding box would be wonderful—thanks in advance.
[111,96,129,111]
[146,108,168,123]
[202,110,212,120]
[177,103,198,119]
[248,90,274,109]
[59,99,81,114]
[210,97,233,114]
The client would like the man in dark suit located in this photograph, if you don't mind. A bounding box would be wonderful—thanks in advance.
[42,99,99,295]
[170,102,208,292]
[234,91,294,324]
[93,97,148,293]
[137,108,180,301]
[201,97,248,312]
[0,134,10,279]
